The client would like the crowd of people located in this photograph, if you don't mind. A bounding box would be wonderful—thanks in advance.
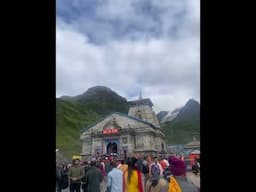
[56,153,200,192]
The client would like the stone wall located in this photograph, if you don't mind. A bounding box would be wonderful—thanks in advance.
[128,105,160,127]
[154,136,167,153]
[135,134,153,151]
[91,137,102,155]
[82,137,92,155]
[120,134,134,156]
[81,113,166,158]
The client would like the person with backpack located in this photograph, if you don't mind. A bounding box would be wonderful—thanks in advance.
[145,174,169,192]
[150,157,163,177]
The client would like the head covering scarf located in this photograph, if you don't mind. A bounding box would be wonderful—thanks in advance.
[168,157,186,176]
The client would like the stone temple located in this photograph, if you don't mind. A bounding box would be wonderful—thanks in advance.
[80,95,167,160]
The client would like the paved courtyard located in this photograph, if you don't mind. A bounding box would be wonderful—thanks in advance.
[61,179,107,192]
[186,172,200,188]
[61,172,199,192]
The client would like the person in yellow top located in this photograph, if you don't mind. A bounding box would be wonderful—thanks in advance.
[123,157,145,192]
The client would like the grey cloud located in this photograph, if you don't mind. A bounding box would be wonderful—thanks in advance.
[56,0,200,112]
[56,25,200,111]
[57,0,198,44]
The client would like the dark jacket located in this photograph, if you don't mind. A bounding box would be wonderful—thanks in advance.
[105,162,112,174]
[56,166,64,182]
[85,166,102,192]
[82,165,91,183]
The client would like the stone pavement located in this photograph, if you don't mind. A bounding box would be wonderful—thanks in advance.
[61,173,199,192]
[186,172,200,189]
[61,178,107,192]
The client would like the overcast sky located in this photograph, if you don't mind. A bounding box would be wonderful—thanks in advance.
[56,0,200,113]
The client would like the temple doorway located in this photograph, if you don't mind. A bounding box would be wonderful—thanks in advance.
[107,142,118,155]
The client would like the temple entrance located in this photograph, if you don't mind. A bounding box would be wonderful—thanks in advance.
[124,149,127,160]
[107,142,118,155]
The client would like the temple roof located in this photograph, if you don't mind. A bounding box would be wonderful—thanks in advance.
[190,149,200,154]
[128,98,153,107]
[184,140,200,147]
[81,112,158,133]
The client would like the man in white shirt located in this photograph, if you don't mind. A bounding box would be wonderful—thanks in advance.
[106,161,123,192]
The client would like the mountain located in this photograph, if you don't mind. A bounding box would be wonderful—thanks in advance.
[61,86,129,116]
[56,98,100,159]
[156,111,169,122]
[159,107,182,123]
[56,86,129,158]
[175,99,200,121]
[161,99,200,145]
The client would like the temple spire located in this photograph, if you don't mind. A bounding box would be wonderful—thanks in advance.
[139,89,142,100]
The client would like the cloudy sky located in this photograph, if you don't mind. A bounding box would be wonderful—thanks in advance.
[56,0,200,113]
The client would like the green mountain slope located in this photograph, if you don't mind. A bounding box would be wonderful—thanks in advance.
[162,99,200,144]
[56,99,100,158]
[56,86,129,158]
[72,86,129,116]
